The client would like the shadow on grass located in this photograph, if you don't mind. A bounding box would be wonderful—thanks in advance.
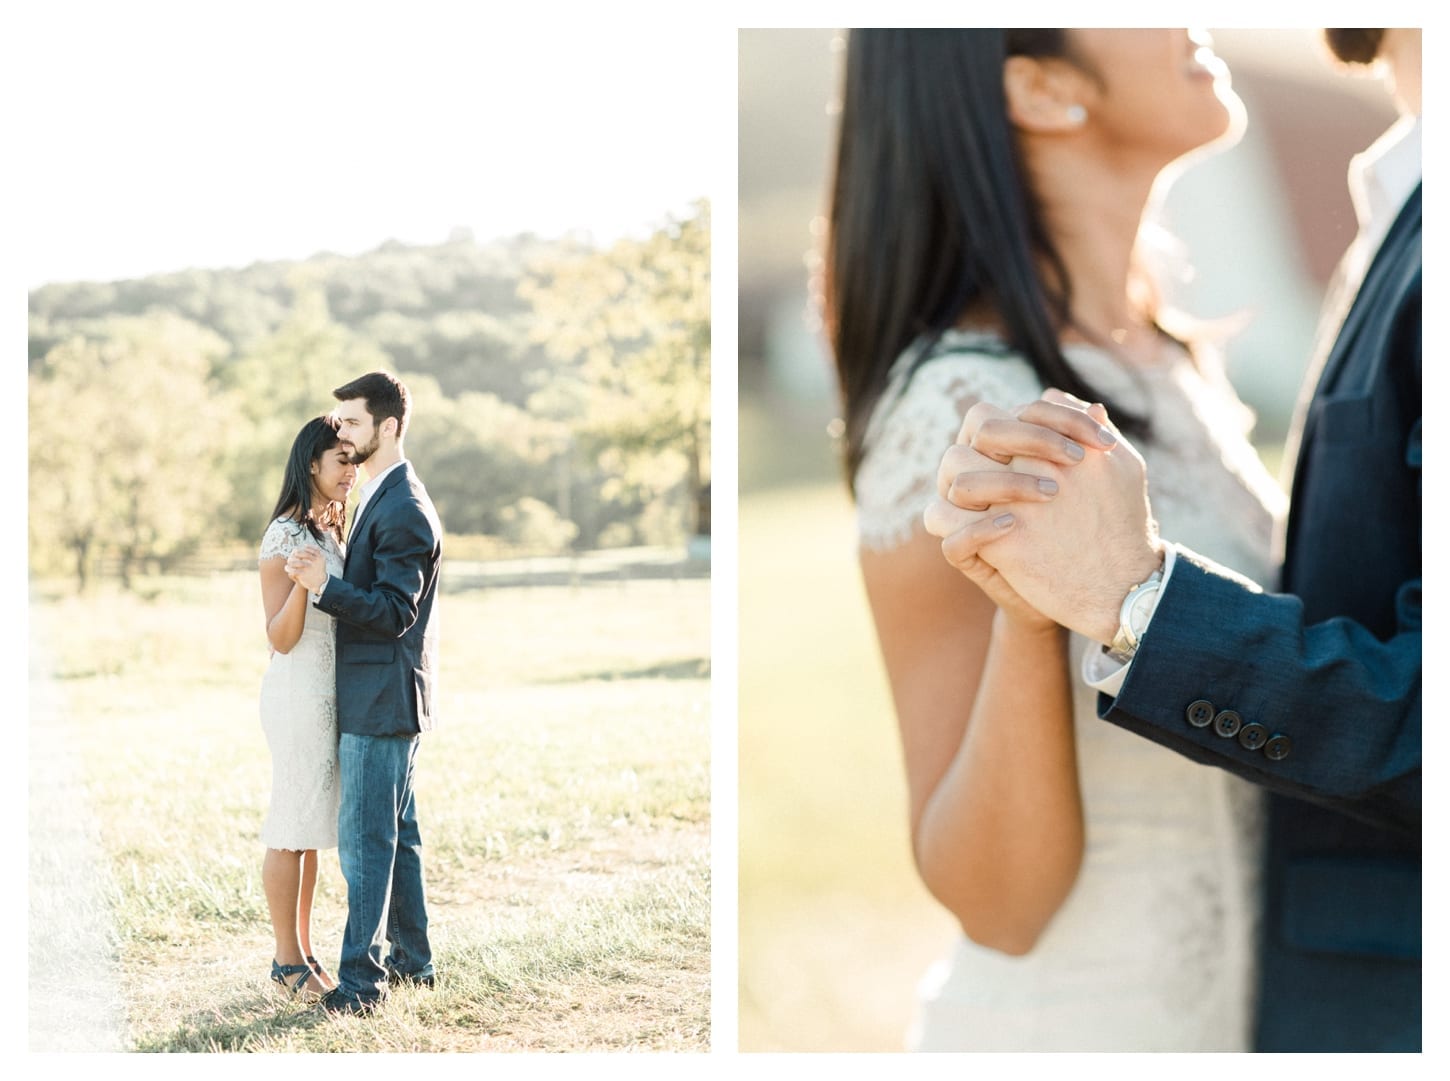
[540,657,710,684]
[135,991,330,1051]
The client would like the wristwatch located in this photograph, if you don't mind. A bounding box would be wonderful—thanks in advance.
[1106,563,1164,663]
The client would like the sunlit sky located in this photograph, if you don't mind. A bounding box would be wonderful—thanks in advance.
[16,3,724,288]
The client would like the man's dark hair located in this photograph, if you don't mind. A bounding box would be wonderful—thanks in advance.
[1324,29,1386,66]
[334,371,411,438]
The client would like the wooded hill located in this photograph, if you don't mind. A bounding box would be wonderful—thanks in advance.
[28,201,710,590]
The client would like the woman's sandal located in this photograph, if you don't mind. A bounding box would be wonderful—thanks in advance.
[271,959,322,999]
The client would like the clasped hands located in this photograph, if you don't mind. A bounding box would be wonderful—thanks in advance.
[284,546,329,594]
[922,389,1165,646]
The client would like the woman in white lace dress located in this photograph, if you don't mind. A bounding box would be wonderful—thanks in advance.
[257,415,357,998]
[823,31,1287,1049]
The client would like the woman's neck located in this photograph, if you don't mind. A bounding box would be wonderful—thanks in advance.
[1022,141,1161,354]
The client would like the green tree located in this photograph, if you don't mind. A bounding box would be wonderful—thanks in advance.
[29,313,232,591]
[520,200,710,546]
[405,381,563,539]
[215,283,392,544]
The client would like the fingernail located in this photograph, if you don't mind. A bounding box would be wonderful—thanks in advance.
[993,513,1015,528]
[1037,477,1058,495]
[1097,426,1117,446]
[1064,441,1086,461]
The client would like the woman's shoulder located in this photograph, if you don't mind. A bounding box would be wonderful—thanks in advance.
[866,331,1044,446]
[898,327,1040,393]
[855,332,1043,551]
[259,516,308,562]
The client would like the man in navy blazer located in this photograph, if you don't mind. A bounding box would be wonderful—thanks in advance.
[287,370,443,1013]
[926,29,1420,1050]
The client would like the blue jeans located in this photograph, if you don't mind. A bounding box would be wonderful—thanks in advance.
[335,733,434,1001]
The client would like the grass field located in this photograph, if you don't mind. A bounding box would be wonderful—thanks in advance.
[739,482,955,1052]
[29,560,709,1052]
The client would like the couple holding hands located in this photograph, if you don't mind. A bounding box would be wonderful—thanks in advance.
[830,29,1419,1050]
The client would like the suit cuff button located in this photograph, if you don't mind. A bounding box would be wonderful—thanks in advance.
[1212,710,1243,738]
[1264,734,1293,761]
[1237,722,1269,751]
[1186,699,1215,728]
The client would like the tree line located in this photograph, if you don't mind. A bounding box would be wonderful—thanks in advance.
[28,201,710,591]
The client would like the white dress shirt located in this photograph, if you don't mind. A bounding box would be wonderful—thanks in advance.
[350,458,407,535]
[1343,115,1422,294]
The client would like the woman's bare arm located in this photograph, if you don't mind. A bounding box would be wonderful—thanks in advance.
[862,526,1082,955]
[261,555,309,654]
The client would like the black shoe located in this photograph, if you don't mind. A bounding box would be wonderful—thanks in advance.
[319,988,379,1015]
[386,967,436,988]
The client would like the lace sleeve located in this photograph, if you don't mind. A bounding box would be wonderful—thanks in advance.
[259,517,305,564]
[855,350,1043,551]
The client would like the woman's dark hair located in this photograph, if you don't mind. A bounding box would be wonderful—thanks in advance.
[267,415,347,546]
[825,28,1151,491]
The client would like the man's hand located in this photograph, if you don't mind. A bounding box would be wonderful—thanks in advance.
[926,391,1164,645]
[285,546,329,595]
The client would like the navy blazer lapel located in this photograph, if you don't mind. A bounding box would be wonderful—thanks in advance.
[346,463,411,562]
[1282,184,1421,500]
[1311,184,1421,401]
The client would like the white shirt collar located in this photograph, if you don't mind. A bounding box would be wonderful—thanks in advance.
[1348,115,1421,247]
[356,458,406,509]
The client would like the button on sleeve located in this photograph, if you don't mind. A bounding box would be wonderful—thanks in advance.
[1237,722,1269,751]
[1264,734,1293,761]
[1212,710,1243,738]
[1186,699,1215,728]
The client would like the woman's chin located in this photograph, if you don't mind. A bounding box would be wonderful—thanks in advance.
[1213,83,1248,142]
[1172,92,1246,170]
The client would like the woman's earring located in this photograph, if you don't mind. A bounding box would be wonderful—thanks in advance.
[1065,104,1087,127]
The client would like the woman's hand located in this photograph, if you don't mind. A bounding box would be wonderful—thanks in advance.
[285,545,328,593]
[927,393,1161,644]
[925,402,1066,632]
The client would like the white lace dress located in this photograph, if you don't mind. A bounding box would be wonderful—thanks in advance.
[856,330,1287,1051]
[258,517,343,851]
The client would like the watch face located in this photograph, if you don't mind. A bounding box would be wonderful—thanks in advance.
[1128,585,1160,636]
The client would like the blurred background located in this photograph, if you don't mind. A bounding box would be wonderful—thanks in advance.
[738,28,1397,1052]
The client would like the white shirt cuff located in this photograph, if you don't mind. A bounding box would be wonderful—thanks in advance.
[1081,544,1178,696]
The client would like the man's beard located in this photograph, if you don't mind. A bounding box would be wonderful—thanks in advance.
[345,431,379,465]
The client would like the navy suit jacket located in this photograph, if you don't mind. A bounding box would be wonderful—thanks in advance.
[1102,186,1421,1051]
[315,461,443,737]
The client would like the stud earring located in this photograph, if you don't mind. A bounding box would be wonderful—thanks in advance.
[1065,104,1087,126]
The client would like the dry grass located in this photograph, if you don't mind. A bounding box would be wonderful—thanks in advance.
[29,564,709,1052]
